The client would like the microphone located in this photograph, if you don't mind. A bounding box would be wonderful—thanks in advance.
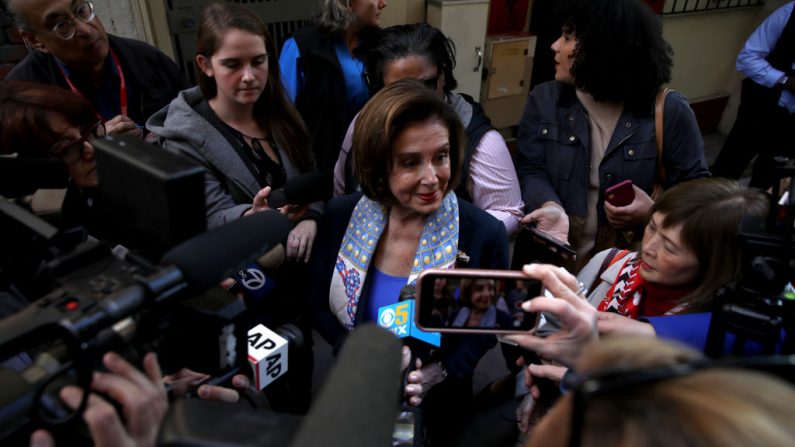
[247,323,303,391]
[268,171,325,208]
[229,245,285,306]
[377,285,442,355]
[292,324,402,447]
[158,325,400,447]
[160,210,292,294]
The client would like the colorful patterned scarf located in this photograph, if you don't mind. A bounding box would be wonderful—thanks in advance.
[597,252,685,319]
[329,193,460,330]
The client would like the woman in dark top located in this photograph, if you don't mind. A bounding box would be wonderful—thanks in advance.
[0,80,106,236]
[147,2,320,262]
[310,79,509,446]
[515,0,709,270]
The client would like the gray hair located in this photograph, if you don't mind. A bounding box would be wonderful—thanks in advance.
[3,0,29,29]
[315,0,356,33]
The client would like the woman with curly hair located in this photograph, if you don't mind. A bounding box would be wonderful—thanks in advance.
[515,0,709,270]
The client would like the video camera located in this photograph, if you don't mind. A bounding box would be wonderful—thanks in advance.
[0,135,294,444]
[706,157,795,356]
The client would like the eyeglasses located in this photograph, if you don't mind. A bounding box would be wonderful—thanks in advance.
[51,121,106,165]
[563,355,795,447]
[420,76,440,91]
[45,1,97,40]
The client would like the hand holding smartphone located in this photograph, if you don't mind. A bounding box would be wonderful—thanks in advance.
[415,269,542,334]
[524,225,577,258]
[605,180,635,207]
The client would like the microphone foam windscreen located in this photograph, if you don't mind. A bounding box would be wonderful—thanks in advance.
[291,324,402,447]
[160,211,292,292]
[269,171,326,208]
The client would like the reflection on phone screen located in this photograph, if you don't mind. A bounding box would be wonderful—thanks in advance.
[417,274,541,332]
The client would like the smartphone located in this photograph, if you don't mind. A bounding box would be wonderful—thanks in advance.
[605,179,635,206]
[524,225,577,258]
[415,269,542,334]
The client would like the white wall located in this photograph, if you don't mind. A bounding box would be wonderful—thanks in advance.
[93,0,139,40]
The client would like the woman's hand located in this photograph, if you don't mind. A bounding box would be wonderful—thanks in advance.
[504,264,598,367]
[596,311,656,337]
[245,186,274,216]
[516,363,567,434]
[287,219,317,263]
[401,347,424,406]
[604,185,653,229]
[521,202,570,244]
[401,347,446,407]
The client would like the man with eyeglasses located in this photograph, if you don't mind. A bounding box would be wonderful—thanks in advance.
[4,0,188,136]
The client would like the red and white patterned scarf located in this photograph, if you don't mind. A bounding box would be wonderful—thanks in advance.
[597,252,685,319]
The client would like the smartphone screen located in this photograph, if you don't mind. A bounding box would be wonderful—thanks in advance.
[416,269,541,334]
[525,225,577,258]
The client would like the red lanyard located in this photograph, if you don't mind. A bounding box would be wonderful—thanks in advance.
[57,48,128,120]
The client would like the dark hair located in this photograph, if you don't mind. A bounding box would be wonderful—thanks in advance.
[353,79,463,205]
[196,2,313,172]
[0,80,97,157]
[650,178,769,311]
[458,278,496,308]
[359,23,458,95]
[559,0,672,114]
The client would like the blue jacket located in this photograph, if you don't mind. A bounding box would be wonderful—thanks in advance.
[647,313,787,356]
[515,81,709,223]
[310,192,509,379]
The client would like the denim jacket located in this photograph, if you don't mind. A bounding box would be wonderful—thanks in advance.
[515,81,709,224]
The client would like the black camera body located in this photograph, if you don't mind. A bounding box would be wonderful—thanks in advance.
[706,159,795,357]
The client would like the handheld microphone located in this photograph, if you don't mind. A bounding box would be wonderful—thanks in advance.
[232,263,279,302]
[292,324,402,447]
[377,285,442,353]
[268,171,325,208]
[247,323,303,391]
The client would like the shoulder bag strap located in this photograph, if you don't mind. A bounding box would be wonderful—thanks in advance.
[652,88,671,200]
[590,248,631,293]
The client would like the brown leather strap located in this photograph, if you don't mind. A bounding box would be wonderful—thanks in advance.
[652,88,671,199]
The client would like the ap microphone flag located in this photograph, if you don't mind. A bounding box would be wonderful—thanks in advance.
[247,324,288,390]
[377,300,441,347]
